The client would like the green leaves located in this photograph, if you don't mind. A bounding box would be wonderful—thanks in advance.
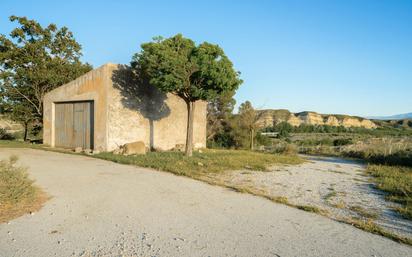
[0,16,92,127]
[132,34,242,102]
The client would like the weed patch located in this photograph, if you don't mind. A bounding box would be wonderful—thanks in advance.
[366,164,412,220]
[0,156,47,223]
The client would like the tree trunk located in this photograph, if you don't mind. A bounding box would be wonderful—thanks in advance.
[185,101,195,157]
[23,122,28,141]
[250,128,254,150]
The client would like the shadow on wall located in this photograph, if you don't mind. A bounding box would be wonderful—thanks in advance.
[111,65,171,150]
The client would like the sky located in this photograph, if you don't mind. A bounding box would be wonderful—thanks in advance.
[1,0,411,117]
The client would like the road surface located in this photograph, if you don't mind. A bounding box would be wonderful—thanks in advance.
[0,148,410,257]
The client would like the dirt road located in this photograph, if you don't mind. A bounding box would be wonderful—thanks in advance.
[220,155,412,239]
[0,148,410,257]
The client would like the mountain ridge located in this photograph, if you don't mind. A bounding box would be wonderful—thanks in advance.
[366,112,412,120]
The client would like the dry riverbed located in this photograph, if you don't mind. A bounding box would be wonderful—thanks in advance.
[212,155,412,241]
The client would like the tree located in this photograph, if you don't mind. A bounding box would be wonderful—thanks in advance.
[3,102,35,141]
[0,16,92,136]
[237,101,263,150]
[207,90,236,141]
[132,34,242,156]
[275,121,293,138]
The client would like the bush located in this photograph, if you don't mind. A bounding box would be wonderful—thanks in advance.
[207,131,236,149]
[270,143,298,155]
[333,138,352,146]
[0,155,47,223]
[0,128,15,140]
[341,137,412,167]
[255,133,271,147]
[0,155,35,204]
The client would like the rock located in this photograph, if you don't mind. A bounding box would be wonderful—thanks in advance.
[197,162,204,166]
[123,141,146,155]
[173,144,185,152]
[297,112,324,125]
[113,148,122,155]
[324,116,340,126]
[84,149,92,155]
[92,150,100,155]
[256,109,377,129]
[287,115,302,126]
[74,147,83,153]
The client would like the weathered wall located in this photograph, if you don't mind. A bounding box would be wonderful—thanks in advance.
[44,63,206,151]
[43,65,109,151]
[106,64,206,151]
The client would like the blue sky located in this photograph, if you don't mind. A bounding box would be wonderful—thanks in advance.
[1,0,411,116]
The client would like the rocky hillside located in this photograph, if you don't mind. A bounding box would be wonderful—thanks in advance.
[0,115,23,133]
[257,109,377,129]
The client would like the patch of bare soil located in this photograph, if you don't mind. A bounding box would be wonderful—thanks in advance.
[214,155,412,240]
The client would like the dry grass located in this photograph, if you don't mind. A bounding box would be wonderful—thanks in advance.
[0,155,47,223]
[366,164,412,220]
[93,149,304,178]
[343,217,412,245]
[349,205,379,219]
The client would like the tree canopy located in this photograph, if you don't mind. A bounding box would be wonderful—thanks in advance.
[0,16,92,138]
[132,34,242,156]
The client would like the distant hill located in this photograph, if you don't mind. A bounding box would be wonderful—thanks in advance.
[256,109,377,129]
[366,112,412,120]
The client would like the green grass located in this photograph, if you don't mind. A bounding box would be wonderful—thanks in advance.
[0,140,39,148]
[324,191,337,201]
[349,205,379,219]
[366,164,412,220]
[94,149,304,178]
[0,155,47,223]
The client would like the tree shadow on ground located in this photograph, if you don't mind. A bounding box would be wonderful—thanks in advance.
[111,65,170,150]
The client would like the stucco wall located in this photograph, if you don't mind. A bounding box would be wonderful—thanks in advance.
[43,65,109,151]
[43,63,207,152]
[106,64,206,151]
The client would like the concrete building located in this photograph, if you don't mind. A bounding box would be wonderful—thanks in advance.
[43,63,207,152]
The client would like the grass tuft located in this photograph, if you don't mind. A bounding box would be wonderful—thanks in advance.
[344,217,412,245]
[0,156,47,223]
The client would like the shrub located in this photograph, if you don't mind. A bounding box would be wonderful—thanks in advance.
[207,131,236,149]
[333,138,352,146]
[0,128,15,140]
[0,155,46,223]
[0,155,35,204]
[270,143,298,155]
[255,133,271,147]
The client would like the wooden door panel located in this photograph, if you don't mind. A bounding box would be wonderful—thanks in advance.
[55,101,93,149]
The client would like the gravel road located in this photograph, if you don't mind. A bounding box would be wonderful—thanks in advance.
[0,148,411,257]
[220,155,412,240]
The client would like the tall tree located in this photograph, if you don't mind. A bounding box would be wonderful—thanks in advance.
[132,34,242,156]
[0,16,92,136]
[237,101,263,150]
[207,90,236,141]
